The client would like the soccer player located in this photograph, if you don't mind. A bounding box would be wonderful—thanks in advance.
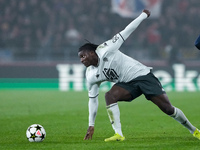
[78,10,200,141]
[195,34,200,50]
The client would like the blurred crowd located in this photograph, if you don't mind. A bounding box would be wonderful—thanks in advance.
[0,0,200,62]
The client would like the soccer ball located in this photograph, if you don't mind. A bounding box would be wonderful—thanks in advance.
[26,124,46,142]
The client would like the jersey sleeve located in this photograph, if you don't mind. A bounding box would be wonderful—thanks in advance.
[87,82,99,98]
[97,12,148,53]
[97,33,124,53]
[87,83,100,126]
[120,12,148,41]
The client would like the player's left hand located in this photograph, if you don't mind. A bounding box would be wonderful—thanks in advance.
[143,9,150,18]
[84,126,94,140]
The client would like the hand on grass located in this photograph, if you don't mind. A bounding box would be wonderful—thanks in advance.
[84,126,94,140]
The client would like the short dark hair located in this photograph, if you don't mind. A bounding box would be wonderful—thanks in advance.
[79,43,99,52]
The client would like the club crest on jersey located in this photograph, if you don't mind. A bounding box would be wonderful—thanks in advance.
[103,68,119,80]
[96,74,100,78]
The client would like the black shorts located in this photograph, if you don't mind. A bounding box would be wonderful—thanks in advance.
[115,72,166,100]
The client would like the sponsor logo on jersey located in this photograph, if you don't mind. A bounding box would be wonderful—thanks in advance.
[103,68,119,80]
[112,35,119,43]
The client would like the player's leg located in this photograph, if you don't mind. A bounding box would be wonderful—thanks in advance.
[149,94,174,115]
[104,84,135,141]
[138,72,199,139]
[105,84,133,105]
[150,94,199,137]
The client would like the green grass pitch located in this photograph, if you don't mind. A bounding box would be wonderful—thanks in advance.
[0,90,199,150]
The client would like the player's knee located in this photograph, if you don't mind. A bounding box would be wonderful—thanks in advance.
[105,91,114,101]
[163,106,174,115]
[105,91,118,105]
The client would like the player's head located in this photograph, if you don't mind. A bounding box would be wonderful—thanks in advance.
[78,43,99,67]
[78,43,98,52]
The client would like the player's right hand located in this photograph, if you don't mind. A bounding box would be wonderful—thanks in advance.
[143,9,150,18]
[84,126,94,140]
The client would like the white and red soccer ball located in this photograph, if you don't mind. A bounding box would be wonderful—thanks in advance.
[26,124,46,142]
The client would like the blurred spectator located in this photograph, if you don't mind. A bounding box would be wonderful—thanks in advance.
[146,22,161,58]
[65,22,81,46]
[0,0,199,62]
[164,37,181,65]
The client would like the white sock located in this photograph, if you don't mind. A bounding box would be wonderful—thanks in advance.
[170,107,196,134]
[106,103,123,137]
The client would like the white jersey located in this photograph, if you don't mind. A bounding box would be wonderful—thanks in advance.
[86,33,151,98]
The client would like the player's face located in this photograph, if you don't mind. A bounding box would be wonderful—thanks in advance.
[78,50,98,67]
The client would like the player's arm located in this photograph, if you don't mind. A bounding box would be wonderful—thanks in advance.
[102,10,150,52]
[120,9,150,41]
[84,83,99,140]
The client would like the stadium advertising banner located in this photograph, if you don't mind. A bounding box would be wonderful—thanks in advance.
[0,63,200,92]
[56,64,200,92]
